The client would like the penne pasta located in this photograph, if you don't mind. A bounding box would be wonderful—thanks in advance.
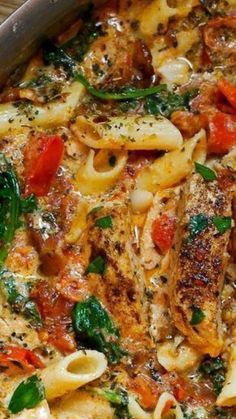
[75,149,127,195]
[153,392,184,419]
[71,115,183,151]
[0,82,84,136]
[41,350,107,401]
[137,130,206,192]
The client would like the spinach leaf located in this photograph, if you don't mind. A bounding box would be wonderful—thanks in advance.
[72,296,126,364]
[97,387,132,418]
[145,88,197,117]
[43,40,76,76]
[0,154,37,267]
[188,214,209,239]
[74,73,167,100]
[1,275,42,327]
[195,162,217,181]
[8,375,45,414]
[20,194,38,213]
[199,356,225,395]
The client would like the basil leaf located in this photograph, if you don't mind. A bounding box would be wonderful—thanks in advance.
[188,214,208,239]
[86,256,106,274]
[95,216,113,229]
[75,73,167,100]
[195,162,217,181]
[95,387,131,418]
[8,375,45,414]
[145,88,197,117]
[212,216,232,235]
[43,40,75,76]
[190,306,205,325]
[72,296,126,364]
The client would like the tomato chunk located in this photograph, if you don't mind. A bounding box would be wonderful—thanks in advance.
[0,345,44,375]
[152,214,175,254]
[129,375,159,410]
[31,280,76,353]
[208,112,236,154]
[218,78,236,110]
[25,135,64,197]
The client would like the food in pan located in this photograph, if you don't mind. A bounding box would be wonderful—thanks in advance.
[0,0,236,417]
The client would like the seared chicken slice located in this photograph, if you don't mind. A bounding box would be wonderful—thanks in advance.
[85,203,155,355]
[170,172,235,356]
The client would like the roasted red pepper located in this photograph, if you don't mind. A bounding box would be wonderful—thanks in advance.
[208,112,236,154]
[25,135,64,197]
[152,214,175,254]
[218,78,236,111]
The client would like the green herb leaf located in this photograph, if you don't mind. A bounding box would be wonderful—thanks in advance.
[20,194,38,213]
[8,375,45,414]
[43,40,75,76]
[75,73,167,100]
[0,154,22,267]
[195,162,217,181]
[72,296,126,364]
[190,306,205,325]
[188,214,208,239]
[212,216,232,235]
[199,356,225,395]
[86,256,106,275]
[145,88,197,117]
[1,275,42,327]
[95,216,113,229]
[95,387,131,418]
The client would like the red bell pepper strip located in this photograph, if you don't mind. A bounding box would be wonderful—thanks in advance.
[0,345,44,375]
[25,135,64,197]
[152,213,175,254]
[208,111,236,154]
[218,79,236,110]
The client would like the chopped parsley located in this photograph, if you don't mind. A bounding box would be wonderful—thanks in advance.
[190,306,205,325]
[95,215,113,229]
[212,216,232,235]
[188,214,208,239]
[195,162,217,181]
[72,296,126,364]
[86,255,106,275]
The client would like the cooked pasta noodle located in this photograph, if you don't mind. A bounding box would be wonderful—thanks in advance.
[71,115,183,151]
[217,344,236,407]
[153,392,184,419]
[41,351,107,401]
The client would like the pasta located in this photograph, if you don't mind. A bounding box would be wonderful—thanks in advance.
[137,130,206,192]
[75,149,128,194]
[71,115,183,151]
[216,344,236,407]
[0,82,84,136]
[41,351,107,401]
[0,1,235,418]
[153,392,184,419]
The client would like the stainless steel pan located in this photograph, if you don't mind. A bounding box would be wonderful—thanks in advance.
[0,0,91,86]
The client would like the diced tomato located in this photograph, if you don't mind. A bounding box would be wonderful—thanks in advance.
[31,280,76,353]
[218,78,236,110]
[162,400,174,416]
[208,111,236,154]
[152,214,175,254]
[129,375,159,411]
[25,134,64,197]
[0,345,44,375]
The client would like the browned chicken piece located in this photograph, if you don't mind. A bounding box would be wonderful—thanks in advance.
[84,203,156,357]
[170,171,235,357]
